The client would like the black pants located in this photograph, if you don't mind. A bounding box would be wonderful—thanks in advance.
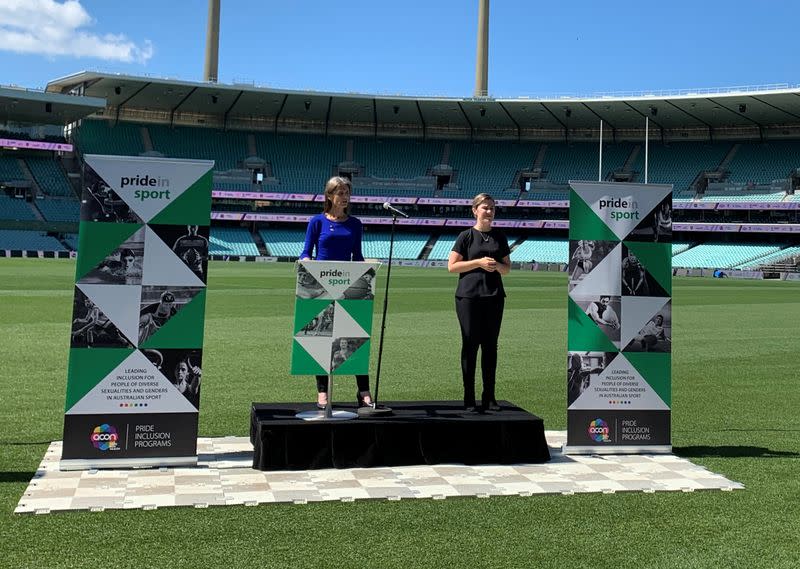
[455,296,505,407]
[316,375,370,394]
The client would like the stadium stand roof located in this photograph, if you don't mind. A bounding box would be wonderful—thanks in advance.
[46,72,800,134]
[0,85,105,125]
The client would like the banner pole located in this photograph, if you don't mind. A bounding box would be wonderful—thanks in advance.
[599,119,603,182]
[373,213,396,404]
[645,116,649,184]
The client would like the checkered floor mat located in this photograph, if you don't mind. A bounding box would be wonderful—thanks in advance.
[15,432,743,514]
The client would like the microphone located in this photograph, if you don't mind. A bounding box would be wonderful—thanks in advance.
[383,202,410,218]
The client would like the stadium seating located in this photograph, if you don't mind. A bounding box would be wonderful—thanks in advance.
[672,243,781,268]
[0,195,37,220]
[0,156,26,182]
[209,227,259,256]
[726,141,800,185]
[35,198,81,222]
[671,242,692,256]
[354,138,443,179]
[26,157,73,197]
[76,120,144,156]
[509,238,569,263]
[215,180,252,191]
[736,245,800,269]
[361,231,429,260]
[543,143,629,185]
[628,142,730,191]
[148,125,247,171]
[258,227,307,257]
[254,133,346,193]
[0,229,65,250]
[64,233,79,251]
[447,141,536,196]
[427,233,459,260]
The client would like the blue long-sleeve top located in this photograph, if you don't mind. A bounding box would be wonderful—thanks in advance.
[299,213,365,261]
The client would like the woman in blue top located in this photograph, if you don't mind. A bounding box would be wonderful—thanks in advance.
[300,176,372,409]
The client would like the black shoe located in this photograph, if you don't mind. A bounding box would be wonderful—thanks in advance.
[482,400,501,412]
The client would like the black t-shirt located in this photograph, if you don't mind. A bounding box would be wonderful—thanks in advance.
[451,228,510,298]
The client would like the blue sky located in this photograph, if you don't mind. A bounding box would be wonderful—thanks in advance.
[2,0,799,97]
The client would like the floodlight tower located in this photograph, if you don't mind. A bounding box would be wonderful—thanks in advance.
[474,0,489,97]
[204,0,221,82]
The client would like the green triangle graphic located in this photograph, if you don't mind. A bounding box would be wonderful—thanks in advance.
[291,339,328,375]
[568,189,619,242]
[333,340,371,376]
[65,348,135,411]
[149,169,213,226]
[338,300,374,334]
[140,289,206,349]
[626,352,671,407]
[624,241,672,294]
[293,299,334,334]
[568,298,618,352]
[75,222,142,281]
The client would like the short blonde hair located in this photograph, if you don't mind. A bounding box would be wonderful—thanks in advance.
[323,176,352,214]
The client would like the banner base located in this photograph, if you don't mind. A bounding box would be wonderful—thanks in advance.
[563,445,672,455]
[357,404,393,417]
[295,409,358,421]
[59,455,198,471]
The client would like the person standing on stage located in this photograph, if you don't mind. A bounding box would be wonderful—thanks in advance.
[447,193,511,412]
[299,176,373,409]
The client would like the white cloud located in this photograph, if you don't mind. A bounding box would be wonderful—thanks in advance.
[0,0,153,63]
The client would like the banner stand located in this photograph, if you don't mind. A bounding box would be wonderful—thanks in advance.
[61,155,213,470]
[563,180,673,455]
[290,260,380,422]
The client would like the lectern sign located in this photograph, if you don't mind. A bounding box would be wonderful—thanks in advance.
[291,260,379,375]
[566,181,673,454]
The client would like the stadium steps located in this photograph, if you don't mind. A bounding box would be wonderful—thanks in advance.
[621,146,640,174]
[419,231,441,260]
[247,134,257,157]
[16,159,41,197]
[141,127,154,153]
[532,145,547,170]
[717,143,740,172]
[441,143,451,165]
[509,236,527,253]
[28,199,46,221]
[251,229,269,256]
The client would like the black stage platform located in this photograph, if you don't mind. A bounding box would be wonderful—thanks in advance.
[250,400,550,470]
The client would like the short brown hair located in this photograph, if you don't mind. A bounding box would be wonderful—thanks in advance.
[323,176,352,214]
[471,192,494,210]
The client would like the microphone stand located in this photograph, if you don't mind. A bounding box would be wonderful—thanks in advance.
[358,212,397,417]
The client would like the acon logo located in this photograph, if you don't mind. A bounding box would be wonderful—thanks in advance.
[588,418,611,443]
[90,424,120,451]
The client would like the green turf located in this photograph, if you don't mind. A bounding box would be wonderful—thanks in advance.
[1,259,798,569]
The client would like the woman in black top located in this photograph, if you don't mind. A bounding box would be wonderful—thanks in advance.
[447,193,511,411]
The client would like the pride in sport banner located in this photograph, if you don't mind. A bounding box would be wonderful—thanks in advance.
[291,260,380,376]
[566,181,673,453]
[61,155,213,469]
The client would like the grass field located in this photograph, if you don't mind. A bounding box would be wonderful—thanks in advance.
[1,258,799,569]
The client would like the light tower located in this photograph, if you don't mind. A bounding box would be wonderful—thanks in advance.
[474,0,489,97]
[203,0,221,82]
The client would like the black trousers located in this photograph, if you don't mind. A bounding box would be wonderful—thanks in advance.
[316,375,370,394]
[455,295,505,407]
